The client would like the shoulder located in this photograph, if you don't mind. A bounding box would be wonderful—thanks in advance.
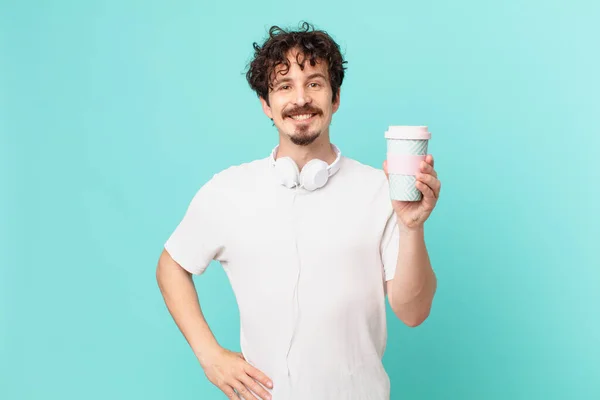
[339,156,388,189]
[208,157,268,182]
[341,156,386,176]
[337,155,393,210]
[201,157,269,194]
[183,158,267,215]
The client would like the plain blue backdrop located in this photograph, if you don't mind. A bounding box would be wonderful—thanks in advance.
[1,0,599,399]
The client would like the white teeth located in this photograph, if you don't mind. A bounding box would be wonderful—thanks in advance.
[290,114,314,121]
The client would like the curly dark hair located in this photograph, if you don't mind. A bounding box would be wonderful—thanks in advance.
[245,22,347,106]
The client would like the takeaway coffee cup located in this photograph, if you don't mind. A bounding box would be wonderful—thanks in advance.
[385,126,431,201]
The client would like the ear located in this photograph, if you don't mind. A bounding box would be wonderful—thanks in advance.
[260,96,273,119]
[332,88,341,114]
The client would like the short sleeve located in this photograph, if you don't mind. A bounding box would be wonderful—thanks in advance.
[380,210,399,281]
[164,175,227,275]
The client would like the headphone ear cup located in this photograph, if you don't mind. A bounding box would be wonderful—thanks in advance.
[300,159,329,191]
[274,157,300,188]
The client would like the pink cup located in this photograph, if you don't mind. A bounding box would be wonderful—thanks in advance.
[385,126,432,201]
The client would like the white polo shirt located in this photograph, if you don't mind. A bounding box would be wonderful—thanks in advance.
[165,151,400,400]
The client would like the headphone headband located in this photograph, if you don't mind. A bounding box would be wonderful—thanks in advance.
[269,144,342,190]
[269,144,342,174]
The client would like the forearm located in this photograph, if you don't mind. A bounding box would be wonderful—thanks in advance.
[156,250,221,366]
[389,226,437,326]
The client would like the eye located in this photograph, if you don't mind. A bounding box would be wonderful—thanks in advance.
[279,85,290,91]
[309,82,320,88]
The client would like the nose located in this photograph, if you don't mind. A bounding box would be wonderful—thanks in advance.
[294,87,311,107]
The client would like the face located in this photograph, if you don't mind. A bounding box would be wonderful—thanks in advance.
[260,49,340,146]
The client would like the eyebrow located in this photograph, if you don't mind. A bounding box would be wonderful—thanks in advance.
[306,73,327,81]
[273,73,328,86]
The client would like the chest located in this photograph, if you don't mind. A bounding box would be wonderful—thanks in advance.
[223,189,385,293]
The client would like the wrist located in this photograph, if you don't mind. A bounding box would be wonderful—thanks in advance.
[398,223,425,235]
[194,340,223,367]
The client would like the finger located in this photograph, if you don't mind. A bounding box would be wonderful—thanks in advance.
[383,160,389,179]
[238,353,272,392]
[232,380,258,400]
[426,154,434,168]
[415,180,436,201]
[419,161,437,178]
[417,173,440,190]
[417,174,441,198]
[245,365,273,390]
[221,384,241,399]
[241,374,272,400]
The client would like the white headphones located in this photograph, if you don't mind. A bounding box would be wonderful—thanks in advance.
[270,144,342,191]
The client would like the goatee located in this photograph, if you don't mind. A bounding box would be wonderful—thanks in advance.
[290,131,320,146]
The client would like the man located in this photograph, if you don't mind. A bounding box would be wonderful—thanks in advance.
[156,22,441,400]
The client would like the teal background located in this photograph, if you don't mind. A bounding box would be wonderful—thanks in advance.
[1,0,599,399]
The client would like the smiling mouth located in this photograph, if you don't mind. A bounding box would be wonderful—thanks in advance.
[287,113,318,122]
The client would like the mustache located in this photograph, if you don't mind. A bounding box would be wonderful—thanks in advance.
[283,105,322,118]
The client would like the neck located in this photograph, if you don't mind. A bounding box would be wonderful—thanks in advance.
[275,134,337,170]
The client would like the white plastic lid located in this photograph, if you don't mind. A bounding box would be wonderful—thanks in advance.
[384,126,431,140]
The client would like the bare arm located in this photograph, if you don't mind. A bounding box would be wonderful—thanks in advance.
[382,154,440,328]
[156,249,273,399]
[156,249,221,364]
[386,226,437,327]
